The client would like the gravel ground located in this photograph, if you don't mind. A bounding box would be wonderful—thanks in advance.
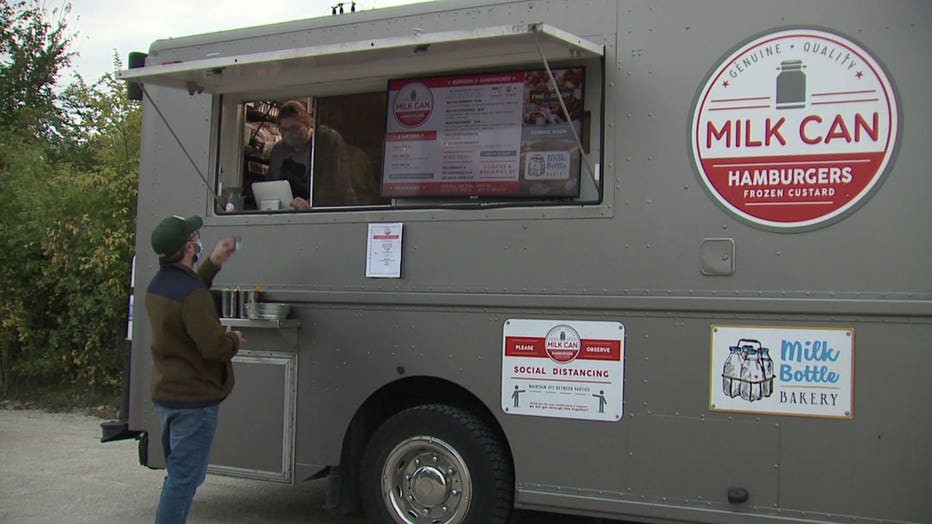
[0,408,359,524]
[0,408,604,524]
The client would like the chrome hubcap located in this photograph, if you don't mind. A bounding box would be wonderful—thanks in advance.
[412,466,447,506]
[382,436,471,523]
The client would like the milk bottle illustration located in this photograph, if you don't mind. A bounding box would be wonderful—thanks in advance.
[739,347,766,401]
[528,154,546,178]
[759,347,775,398]
[722,345,744,398]
[724,338,775,402]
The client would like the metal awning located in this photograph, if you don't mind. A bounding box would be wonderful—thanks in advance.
[118,23,604,95]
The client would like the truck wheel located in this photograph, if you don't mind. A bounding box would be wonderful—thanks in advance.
[360,404,513,524]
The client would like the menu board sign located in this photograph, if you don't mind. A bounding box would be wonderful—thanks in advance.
[381,68,585,198]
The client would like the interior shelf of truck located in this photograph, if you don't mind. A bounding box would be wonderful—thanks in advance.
[118,23,604,95]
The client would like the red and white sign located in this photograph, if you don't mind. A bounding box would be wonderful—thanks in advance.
[502,319,624,421]
[690,29,899,230]
[365,222,402,278]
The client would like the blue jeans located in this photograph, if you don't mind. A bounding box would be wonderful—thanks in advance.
[154,404,219,524]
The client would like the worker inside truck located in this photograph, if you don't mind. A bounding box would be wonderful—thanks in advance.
[237,95,388,211]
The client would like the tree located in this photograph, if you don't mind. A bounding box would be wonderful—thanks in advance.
[0,1,139,396]
[0,0,74,150]
[0,0,76,392]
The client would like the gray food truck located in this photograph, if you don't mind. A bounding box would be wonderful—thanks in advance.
[105,0,931,522]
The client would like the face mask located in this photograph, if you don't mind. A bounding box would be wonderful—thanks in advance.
[283,128,308,149]
[191,239,203,263]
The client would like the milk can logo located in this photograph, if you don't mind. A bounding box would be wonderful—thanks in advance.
[544,325,581,364]
[392,82,433,128]
[690,28,899,231]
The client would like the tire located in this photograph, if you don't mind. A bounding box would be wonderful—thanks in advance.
[360,404,514,524]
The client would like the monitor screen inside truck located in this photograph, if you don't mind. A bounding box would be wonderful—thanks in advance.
[381,67,585,198]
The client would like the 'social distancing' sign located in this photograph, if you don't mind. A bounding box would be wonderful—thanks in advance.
[502,320,625,422]
[690,28,899,231]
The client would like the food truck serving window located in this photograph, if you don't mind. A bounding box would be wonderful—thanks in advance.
[382,68,585,199]
[219,63,597,213]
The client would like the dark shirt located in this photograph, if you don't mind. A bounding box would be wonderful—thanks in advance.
[267,124,357,206]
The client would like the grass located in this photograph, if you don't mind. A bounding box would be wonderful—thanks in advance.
[0,380,121,418]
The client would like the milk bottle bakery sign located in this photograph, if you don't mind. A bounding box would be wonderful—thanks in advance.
[689,28,900,230]
[709,325,854,419]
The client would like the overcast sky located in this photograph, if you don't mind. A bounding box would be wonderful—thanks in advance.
[62,0,423,83]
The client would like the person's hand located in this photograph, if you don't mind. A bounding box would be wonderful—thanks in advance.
[290,197,310,210]
[210,237,238,266]
[226,326,245,347]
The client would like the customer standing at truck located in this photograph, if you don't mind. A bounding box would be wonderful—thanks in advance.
[266,99,357,208]
[146,215,244,523]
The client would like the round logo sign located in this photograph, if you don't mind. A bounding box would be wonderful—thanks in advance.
[392,82,433,128]
[689,28,899,230]
[544,325,581,364]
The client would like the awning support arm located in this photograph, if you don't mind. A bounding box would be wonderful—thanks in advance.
[534,32,599,192]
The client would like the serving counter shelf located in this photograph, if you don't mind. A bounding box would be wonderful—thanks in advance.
[220,318,300,329]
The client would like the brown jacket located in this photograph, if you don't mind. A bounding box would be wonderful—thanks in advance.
[145,258,239,407]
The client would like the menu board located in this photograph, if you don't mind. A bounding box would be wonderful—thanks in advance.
[381,68,585,198]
